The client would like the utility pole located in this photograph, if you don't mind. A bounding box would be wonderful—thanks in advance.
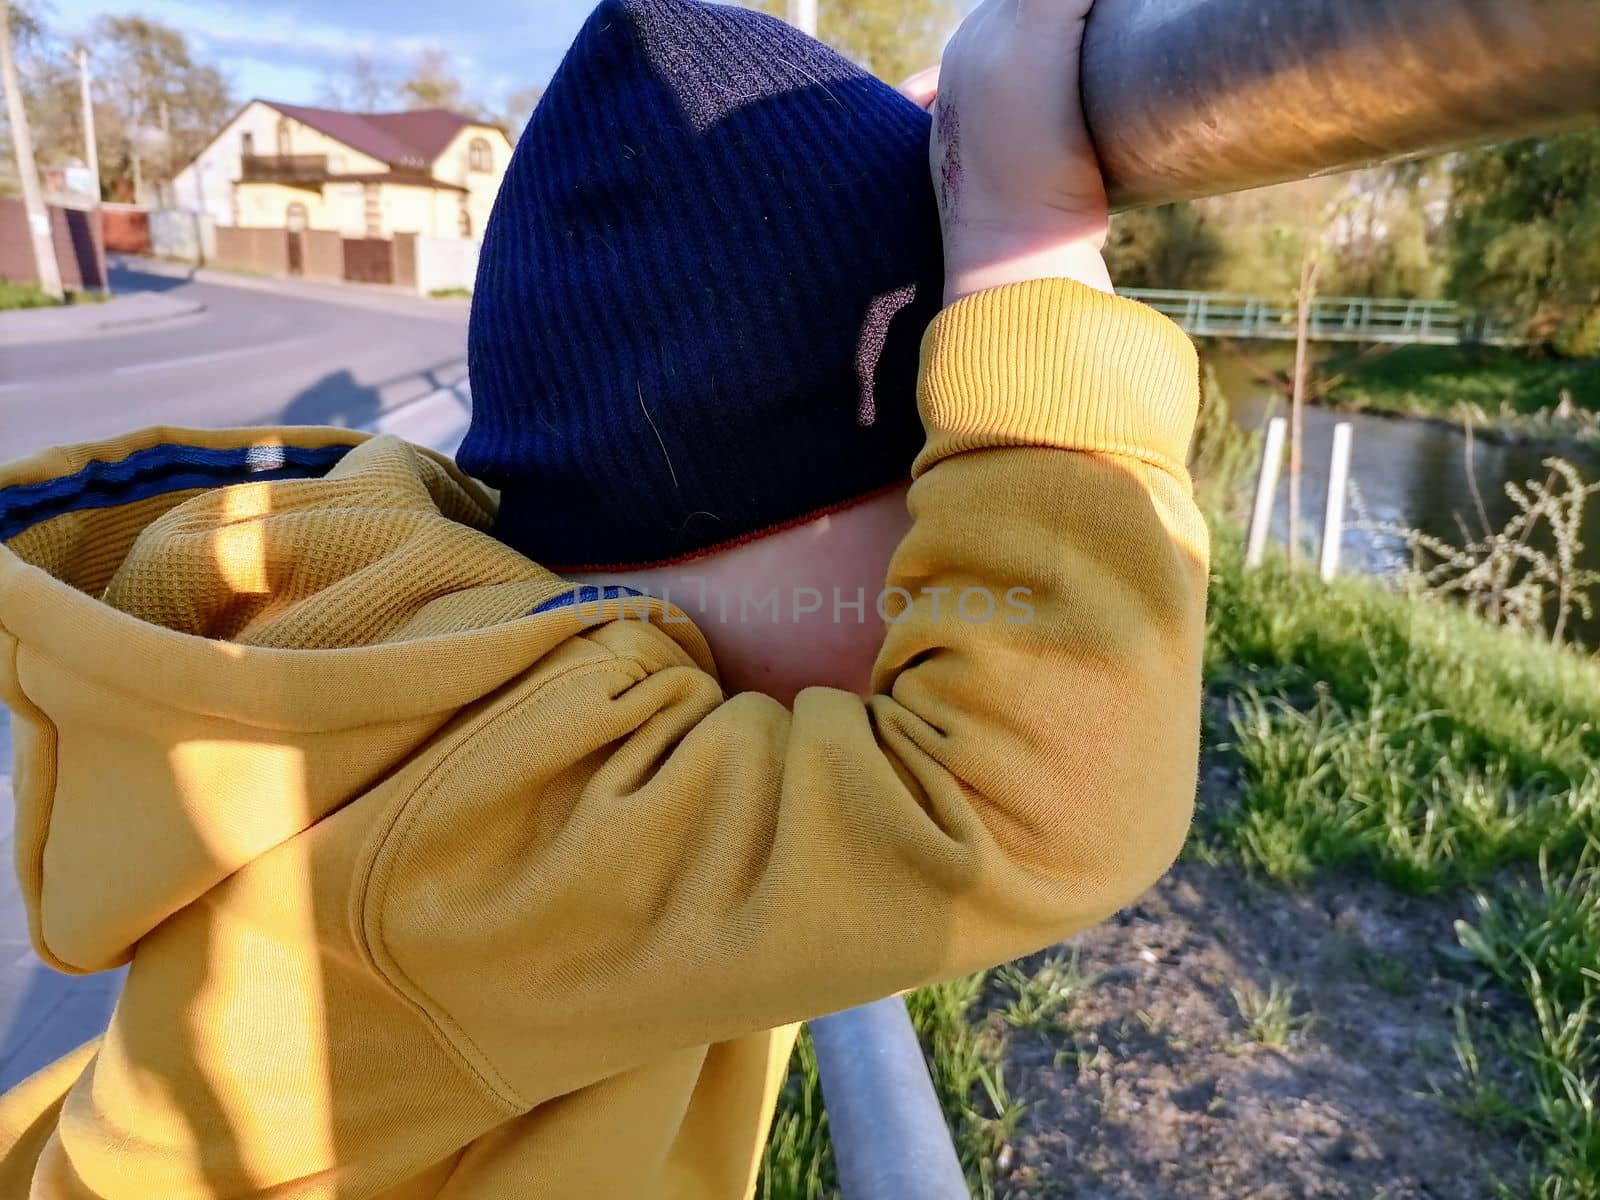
[786,0,817,36]
[192,158,207,265]
[0,0,64,299]
[158,98,170,206]
[78,46,107,291]
[77,48,100,196]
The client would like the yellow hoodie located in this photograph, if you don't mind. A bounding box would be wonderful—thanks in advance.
[0,279,1207,1199]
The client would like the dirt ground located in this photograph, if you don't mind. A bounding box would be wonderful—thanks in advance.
[982,855,1533,1200]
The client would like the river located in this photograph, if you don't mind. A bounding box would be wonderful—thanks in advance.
[1210,346,1600,647]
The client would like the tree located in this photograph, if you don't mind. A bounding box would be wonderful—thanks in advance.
[2,1,71,191]
[399,47,465,111]
[319,52,399,112]
[1103,202,1223,290]
[1306,161,1449,300]
[1449,129,1600,355]
[72,16,231,202]
[501,84,545,141]
[743,0,959,87]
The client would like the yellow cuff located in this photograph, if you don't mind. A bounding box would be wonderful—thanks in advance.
[913,278,1201,482]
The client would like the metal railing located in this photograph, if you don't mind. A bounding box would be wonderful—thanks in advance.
[1085,0,1600,210]
[1119,289,1517,346]
[239,154,329,183]
[811,1000,970,1199]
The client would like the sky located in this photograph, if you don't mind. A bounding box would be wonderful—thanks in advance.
[46,0,598,108]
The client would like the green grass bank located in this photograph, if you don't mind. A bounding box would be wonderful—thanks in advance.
[1205,531,1600,1198]
[1323,345,1600,447]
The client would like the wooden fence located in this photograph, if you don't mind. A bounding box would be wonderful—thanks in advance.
[210,227,420,290]
[71,209,463,294]
[0,198,106,291]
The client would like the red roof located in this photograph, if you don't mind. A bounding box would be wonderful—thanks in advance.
[267,103,488,169]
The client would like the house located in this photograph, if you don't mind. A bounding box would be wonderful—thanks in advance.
[171,101,514,241]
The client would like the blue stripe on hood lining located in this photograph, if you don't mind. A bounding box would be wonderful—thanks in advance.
[0,442,355,541]
[530,584,645,615]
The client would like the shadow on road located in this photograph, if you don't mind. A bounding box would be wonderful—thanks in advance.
[279,370,383,430]
[106,262,196,295]
[0,961,124,1092]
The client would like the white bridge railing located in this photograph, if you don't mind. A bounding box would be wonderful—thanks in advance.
[1121,289,1517,346]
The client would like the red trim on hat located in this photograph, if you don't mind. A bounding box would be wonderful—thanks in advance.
[545,477,913,575]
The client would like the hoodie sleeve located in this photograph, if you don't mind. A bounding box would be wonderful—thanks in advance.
[359,278,1209,1111]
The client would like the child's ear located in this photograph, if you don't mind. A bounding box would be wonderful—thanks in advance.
[897,66,940,111]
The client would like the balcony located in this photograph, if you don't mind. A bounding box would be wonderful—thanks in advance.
[240,154,329,184]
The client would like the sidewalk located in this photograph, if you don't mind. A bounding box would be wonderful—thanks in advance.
[118,255,472,324]
[0,291,206,348]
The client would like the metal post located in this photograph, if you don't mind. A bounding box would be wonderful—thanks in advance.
[785,0,817,36]
[1082,0,1600,210]
[1319,422,1354,583]
[193,160,208,265]
[77,47,108,292]
[1246,416,1287,570]
[809,999,969,1200]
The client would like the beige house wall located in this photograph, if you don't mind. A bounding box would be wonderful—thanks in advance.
[377,182,472,239]
[234,181,329,230]
[430,124,514,241]
[173,100,387,230]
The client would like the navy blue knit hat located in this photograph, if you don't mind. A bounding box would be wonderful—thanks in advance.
[459,0,942,570]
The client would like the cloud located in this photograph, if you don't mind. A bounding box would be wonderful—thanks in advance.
[52,0,596,103]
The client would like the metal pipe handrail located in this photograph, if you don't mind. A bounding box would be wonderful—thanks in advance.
[1083,0,1600,210]
[809,999,970,1199]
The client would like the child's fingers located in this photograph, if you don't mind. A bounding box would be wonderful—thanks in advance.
[896,65,940,110]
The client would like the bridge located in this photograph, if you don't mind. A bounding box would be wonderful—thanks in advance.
[1120,289,1516,346]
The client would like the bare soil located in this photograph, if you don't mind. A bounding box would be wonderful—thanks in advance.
[983,857,1532,1200]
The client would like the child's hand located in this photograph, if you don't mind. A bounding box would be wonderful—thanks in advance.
[908,0,1113,302]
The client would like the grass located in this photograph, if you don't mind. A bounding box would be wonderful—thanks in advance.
[995,951,1101,1033]
[1229,978,1314,1050]
[0,280,111,311]
[0,280,60,310]
[1323,344,1600,424]
[1206,529,1600,1197]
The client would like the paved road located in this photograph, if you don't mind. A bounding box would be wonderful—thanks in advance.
[1,266,474,1090]
[1,262,469,462]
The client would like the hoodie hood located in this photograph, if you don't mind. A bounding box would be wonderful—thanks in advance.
[0,426,711,974]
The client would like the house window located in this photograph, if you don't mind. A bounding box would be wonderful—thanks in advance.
[285,202,308,232]
[458,209,472,238]
[276,118,291,158]
[363,183,382,237]
[467,137,492,172]
[240,131,254,158]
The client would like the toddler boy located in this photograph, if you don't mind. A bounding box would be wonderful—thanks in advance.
[0,0,1207,1195]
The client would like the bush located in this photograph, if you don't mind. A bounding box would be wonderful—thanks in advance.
[1554,306,1600,361]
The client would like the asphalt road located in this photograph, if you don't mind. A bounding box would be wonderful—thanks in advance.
[0,265,475,1090]
[0,262,470,462]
